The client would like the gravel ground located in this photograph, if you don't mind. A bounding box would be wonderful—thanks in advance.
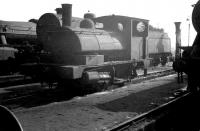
[13,74,187,131]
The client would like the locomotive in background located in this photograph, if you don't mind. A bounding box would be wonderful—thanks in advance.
[147,28,171,66]
[0,20,40,75]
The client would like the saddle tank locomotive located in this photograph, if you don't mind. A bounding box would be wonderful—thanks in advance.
[30,4,149,87]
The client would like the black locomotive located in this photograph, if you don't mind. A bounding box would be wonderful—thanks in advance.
[5,4,171,87]
[20,3,171,88]
[0,4,172,88]
[173,0,200,92]
[0,20,39,75]
[31,4,146,87]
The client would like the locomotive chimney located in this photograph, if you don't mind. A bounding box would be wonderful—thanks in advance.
[62,4,72,26]
[174,22,181,60]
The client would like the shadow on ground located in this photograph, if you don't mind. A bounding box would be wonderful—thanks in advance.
[96,81,186,113]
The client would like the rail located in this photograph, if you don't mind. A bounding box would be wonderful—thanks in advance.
[105,92,191,131]
[0,75,34,88]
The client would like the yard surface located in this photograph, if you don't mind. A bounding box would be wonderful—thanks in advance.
[14,73,187,131]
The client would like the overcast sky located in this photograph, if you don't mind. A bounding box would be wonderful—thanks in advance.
[0,0,199,50]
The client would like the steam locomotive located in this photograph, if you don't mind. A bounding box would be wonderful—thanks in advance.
[0,4,171,88]
[173,0,200,92]
[0,20,39,75]
[2,1,200,130]
[19,4,171,87]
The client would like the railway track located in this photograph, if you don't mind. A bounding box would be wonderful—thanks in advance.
[105,91,200,131]
[131,69,175,83]
[0,74,35,88]
[0,83,46,107]
[0,83,80,111]
[0,68,175,111]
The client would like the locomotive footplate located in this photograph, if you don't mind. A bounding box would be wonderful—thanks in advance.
[44,60,137,85]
